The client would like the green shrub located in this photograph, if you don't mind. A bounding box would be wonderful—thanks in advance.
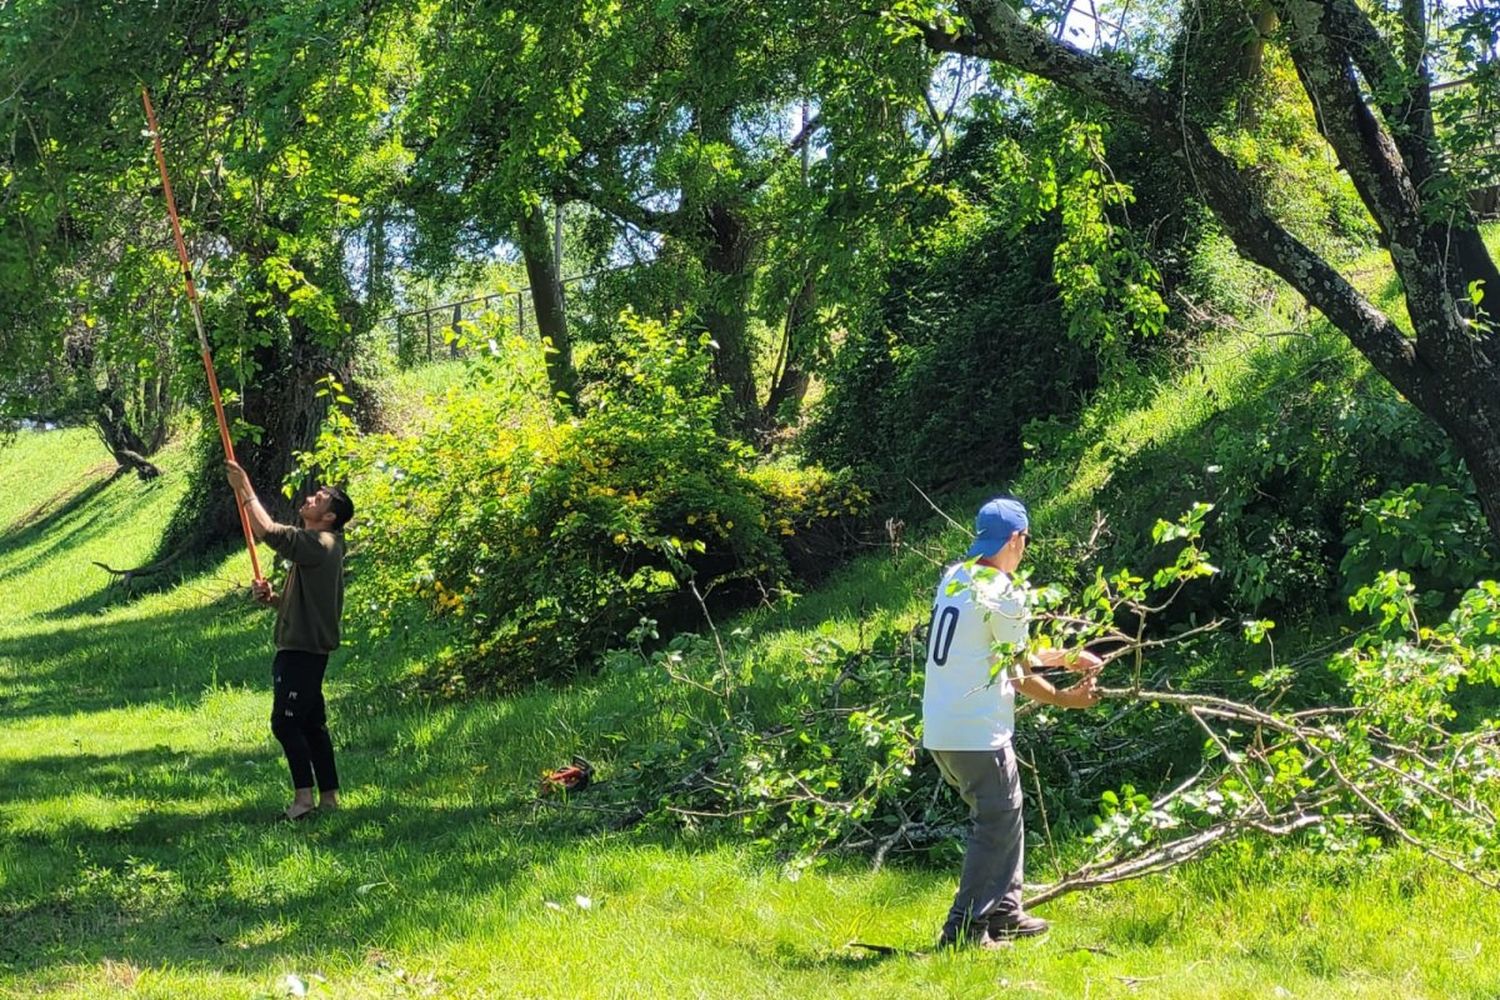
[1340,483,1495,603]
[1202,381,1486,615]
[748,461,871,582]
[301,312,868,690]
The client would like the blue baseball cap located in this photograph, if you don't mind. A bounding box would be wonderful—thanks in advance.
[965,495,1029,560]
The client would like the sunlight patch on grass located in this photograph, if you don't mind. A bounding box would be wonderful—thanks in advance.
[0,447,193,623]
[2,792,150,836]
[225,845,358,909]
[0,429,112,530]
[0,697,263,761]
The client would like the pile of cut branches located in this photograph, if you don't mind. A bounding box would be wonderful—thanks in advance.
[612,507,1500,901]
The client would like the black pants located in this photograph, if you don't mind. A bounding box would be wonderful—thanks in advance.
[270,649,339,793]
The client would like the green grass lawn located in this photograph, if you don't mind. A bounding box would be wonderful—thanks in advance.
[3,345,1499,997]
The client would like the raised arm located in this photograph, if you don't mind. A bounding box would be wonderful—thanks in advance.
[225,461,276,541]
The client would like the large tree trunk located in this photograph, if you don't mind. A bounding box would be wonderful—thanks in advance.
[157,217,374,564]
[66,324,173,477]
[1459,419,1500,559]
[765,103,820,426]
[155,312,336,564]
[138,371,171,453]
[920,0,1500,548]
[1235,5,1279,127]
[517,200,578,411]
[1167,0,1278,126]
[94,385,160,480]
[701,201,758,428]
[763,273,817,425]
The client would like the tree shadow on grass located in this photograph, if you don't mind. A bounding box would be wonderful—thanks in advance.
[0,677,941,983]
[38,542,247,621]
[0,741,540,978]
[0,468,116,548]
[0,591,268,720]
[0,476,122,586]
[744,939,924,972]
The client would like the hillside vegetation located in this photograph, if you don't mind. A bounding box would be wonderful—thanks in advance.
[5,0,1500,993]
[3,273,1498,996]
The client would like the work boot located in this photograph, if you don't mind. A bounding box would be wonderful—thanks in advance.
[937,919,1017,951]
[986,911,1050,938]
[937,919,982,949]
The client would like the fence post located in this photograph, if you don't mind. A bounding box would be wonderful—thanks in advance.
[451,303,462,358]
[517,291,525,337]
[425,310,433,361]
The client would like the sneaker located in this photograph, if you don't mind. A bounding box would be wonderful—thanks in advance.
[986,912,1050,938]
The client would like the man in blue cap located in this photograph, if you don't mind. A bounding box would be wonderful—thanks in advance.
[923,494,1101,948]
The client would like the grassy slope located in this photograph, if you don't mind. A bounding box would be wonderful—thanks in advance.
[4,306,1500,997]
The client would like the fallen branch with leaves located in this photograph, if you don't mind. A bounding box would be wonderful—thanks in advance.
[616,505,1500,901]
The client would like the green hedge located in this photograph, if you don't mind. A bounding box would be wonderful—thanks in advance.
[302,312,867,691]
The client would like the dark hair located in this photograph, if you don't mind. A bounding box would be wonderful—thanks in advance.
[324,485,355,531]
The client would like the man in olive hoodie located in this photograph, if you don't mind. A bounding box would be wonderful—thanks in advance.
[226,461,353,820]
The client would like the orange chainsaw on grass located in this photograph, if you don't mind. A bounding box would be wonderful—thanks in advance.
[539,756,595,796]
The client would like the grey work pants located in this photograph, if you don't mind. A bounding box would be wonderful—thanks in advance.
[930,744,1025,936]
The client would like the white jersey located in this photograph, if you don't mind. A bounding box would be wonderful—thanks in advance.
[921,563,1030,750]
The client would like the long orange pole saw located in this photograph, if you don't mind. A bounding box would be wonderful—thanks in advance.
[141,86,264,583]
